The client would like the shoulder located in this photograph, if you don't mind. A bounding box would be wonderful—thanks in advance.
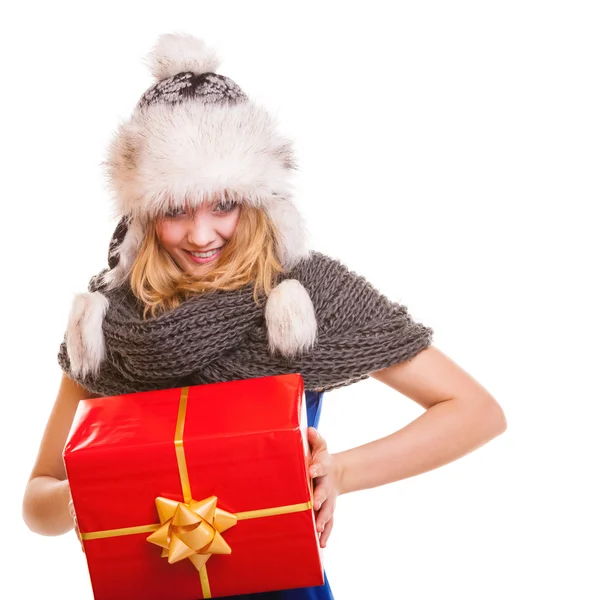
[298,250,349,270]
[283,250,401,332]
[289,250,386,303]
[287,250,366,288]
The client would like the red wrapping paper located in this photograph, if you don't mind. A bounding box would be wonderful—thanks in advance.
[63,374,324,599]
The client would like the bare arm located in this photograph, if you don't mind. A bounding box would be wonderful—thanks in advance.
[22,373,99,536]
[333,346,507,495]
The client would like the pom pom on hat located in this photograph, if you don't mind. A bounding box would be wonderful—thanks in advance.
[145,32,222,80]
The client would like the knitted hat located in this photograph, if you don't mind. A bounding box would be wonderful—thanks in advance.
[65,33,318,378]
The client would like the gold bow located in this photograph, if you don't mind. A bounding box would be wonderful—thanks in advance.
[146,495,238,572]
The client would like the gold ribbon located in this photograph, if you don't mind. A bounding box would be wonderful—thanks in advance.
[80,386,313,599]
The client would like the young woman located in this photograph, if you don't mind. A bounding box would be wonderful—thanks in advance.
[22,33,506,599]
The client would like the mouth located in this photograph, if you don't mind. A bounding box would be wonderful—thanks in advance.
[184,246,224,264]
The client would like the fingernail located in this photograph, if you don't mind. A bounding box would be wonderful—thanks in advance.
[315,501,321,510]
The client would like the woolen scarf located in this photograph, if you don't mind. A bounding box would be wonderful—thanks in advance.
[58,250,434,398]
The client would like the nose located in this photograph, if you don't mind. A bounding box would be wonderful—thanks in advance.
[186,213,217,248]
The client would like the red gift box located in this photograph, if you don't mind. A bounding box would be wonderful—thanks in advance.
[63,374,324,599]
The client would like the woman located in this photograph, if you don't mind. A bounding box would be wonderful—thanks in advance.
[22,33,506,599]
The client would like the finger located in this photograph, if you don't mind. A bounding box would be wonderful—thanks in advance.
[73,522,85,552]
[315,495,336,531]
[69,502,78,527]
[320,516,334,548]
[307,427,327,455]
[312,482,329,513]
[309,462,325,478]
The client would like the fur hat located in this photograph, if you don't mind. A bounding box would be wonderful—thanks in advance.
[65,33,318,378]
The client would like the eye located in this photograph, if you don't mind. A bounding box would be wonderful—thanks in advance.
[214,199,237,213]
[163,207,187,218]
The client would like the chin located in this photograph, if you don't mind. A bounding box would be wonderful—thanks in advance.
[189,263,213,276]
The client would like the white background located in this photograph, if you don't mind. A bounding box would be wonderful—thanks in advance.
[2,1,599,598]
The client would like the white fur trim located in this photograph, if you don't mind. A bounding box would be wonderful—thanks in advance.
[145,33,222,80]
[265,280,318,357]
[65,292,109,377]
[104,101,296,222]
[103,66,309,272]
[263,196,310,269]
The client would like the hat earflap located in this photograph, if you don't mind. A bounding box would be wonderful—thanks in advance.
[99,217,145,290]
[262,195,310,269]
[261,196,318,357]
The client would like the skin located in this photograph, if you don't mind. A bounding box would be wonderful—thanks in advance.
[22,206,507,552]
[308,348,506,547]
[154,197,242,275]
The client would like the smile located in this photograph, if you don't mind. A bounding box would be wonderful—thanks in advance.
[185,246,224,264]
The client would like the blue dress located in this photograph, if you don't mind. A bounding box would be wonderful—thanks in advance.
[220,389,334,599]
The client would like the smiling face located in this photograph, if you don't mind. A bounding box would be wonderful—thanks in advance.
[154,196,242,276]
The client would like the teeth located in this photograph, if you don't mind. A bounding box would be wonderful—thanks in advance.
[190,248,220,258]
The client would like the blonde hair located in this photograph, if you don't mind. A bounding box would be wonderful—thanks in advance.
[130,203,285,319]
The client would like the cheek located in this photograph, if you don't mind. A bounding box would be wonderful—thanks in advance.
[155,221,184,247]
[223,210,241,238]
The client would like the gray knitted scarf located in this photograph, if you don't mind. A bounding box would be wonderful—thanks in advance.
[58,251,434,398]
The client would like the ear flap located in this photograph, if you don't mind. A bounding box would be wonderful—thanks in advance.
[262,196,310,269]
[99,216,145,290]
[264,279,318,357]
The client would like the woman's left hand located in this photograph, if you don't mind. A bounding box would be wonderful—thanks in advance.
[307,427,342,548]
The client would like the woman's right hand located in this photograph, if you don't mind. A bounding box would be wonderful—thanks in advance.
[67,486,85,553]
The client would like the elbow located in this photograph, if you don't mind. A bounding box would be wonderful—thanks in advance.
[22,496,57,537]
[22,487,41,535]
[496,407,508,434]
[454,393,507,442]
[22,483,45,536]
[481,395,508,438]
[22,477,71,537]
